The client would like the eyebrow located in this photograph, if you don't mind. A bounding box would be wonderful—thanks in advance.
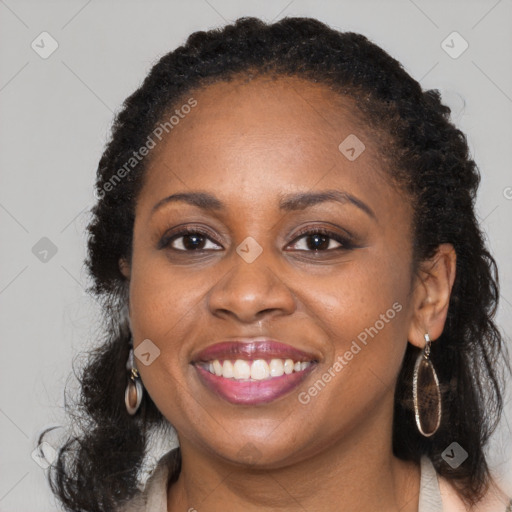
[278,190,376,221]
[151,189,377,221]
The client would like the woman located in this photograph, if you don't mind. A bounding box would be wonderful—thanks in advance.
[40,16,512,512]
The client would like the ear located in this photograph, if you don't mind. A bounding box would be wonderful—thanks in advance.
[119,257,131,279]
[407,243,457,348]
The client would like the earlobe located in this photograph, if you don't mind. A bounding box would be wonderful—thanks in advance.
[119,257,131,279]
[407,243,457,348]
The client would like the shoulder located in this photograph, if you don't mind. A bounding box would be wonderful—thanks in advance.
[438,472,512,512]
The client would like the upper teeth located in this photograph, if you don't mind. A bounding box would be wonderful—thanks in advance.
[204,358,312,380]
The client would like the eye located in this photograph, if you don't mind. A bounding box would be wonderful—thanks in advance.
[287,227,353,252]
[159,226,354,253]
[159,227,222,251]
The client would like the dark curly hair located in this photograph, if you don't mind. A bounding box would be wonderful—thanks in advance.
[39,15,511,511]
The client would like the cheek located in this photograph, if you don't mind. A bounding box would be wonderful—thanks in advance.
[127,236,202,342]
[300,248,411,379]
[127,262,200,425]
[294,268,409,437]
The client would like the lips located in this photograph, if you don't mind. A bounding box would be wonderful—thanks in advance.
[191,339,318,405]
[192,339,317,363]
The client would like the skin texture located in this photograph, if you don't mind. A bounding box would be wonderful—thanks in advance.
[119,75,457,512]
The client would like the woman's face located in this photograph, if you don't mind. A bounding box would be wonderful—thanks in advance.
[121,75,425,467]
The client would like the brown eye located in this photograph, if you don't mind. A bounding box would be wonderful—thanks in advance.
[288,228,353,252]
[159,228,222,251]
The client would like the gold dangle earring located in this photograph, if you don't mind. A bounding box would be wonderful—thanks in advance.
[125,342,143,415]
[412,333,441,437]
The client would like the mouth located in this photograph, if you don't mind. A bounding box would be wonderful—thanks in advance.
[191,339,319,405]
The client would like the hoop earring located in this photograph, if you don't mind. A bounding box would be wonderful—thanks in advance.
[125,346,143,415]
[412,333,441,437]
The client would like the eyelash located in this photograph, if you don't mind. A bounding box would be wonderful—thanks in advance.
[159,225,354,253]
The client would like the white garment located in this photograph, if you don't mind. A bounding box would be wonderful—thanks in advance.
[120,451,512,511]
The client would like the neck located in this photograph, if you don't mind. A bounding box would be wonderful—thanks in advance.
[166,398,421,512]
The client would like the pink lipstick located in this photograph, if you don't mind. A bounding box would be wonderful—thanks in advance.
[191,339,318,405]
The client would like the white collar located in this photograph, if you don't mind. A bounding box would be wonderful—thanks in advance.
[418,455,444,511]
[125,451,510,511]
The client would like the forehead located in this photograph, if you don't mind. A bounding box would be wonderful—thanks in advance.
[139,74,403,218]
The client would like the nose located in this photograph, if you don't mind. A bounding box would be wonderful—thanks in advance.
[207,248,296,324]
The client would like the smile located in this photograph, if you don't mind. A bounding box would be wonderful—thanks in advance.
[191,340,318,405]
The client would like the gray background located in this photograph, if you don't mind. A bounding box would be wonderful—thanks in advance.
[1,0,511,510]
